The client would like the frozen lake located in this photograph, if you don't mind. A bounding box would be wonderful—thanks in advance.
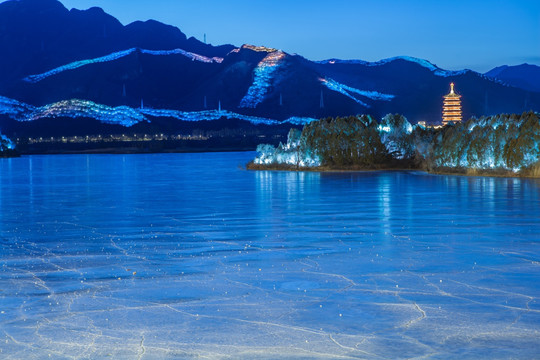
[1,152,539,359]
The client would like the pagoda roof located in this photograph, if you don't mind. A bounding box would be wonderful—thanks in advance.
[444,82,461,97]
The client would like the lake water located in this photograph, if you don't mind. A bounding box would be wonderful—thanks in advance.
[1,152,539,359]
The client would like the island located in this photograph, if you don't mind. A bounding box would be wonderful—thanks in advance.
[247,112,540,178]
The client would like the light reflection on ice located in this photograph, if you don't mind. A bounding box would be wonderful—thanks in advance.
[0,153,539,359]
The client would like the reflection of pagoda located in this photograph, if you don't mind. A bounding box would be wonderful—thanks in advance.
[442,82,462,124]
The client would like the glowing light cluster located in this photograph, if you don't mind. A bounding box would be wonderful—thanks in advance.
[36,99,147,126]
[432,113,540,171]
[318,56,469,77]
[0,96,34,120]
[239,51,286,108]
[0,133,15,150]
[140,49,223,63]
[253,136,321,167]
[241,44,278,53]
[320,78,394,107]
[0,95,316,127]
[140,107,314,126]
[24,49,136,83]
[442,83,462,124]
[254,112,540,172]
[0,96,146,126]
[24,47,223,83]
[320,78,367,107]
[284,117,318,126]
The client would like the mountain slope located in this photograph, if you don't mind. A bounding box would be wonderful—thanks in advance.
[0,0,234,91]
[0,0,539,144]
[485,64,540,93]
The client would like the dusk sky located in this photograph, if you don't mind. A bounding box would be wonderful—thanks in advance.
[20,0,540,72]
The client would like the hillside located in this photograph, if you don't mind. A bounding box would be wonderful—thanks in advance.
[0,0,539,150]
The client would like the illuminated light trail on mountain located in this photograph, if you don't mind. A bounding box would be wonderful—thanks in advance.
[319,78,395,107]
[23,48,224,83]
[36,99,146,126]
[0,97,146,126]
[0,96,316,127]
[318,56,470,77]
[320,78,395,102]
[319,79,367,107]
[23,48,137,83]
[239,49,287,108]
[139,48,223,63]
[138,108,314,125]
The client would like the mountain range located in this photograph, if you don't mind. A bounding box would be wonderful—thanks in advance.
[0,0,539,144]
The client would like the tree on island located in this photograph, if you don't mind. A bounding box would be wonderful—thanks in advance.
[250,111,540,177]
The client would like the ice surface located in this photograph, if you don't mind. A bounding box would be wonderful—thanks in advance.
[23,47,223,83]
[0,95,316,127]
[1,152,539,359]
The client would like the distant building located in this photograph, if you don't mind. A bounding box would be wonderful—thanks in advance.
[417,120,443,130]
[442,82,462,125]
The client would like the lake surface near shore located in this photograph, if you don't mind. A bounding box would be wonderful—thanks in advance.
[1,152,539,359]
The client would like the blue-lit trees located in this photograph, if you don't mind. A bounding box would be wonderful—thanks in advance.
[251,112,540,176]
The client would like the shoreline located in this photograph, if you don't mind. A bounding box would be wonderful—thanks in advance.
[3,151,538,179]
[246,162,540,179]
[16,147,257,156]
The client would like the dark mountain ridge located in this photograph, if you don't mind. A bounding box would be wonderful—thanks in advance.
[0,0,539,148]
[485,64,540,93]
[0,0,234,91]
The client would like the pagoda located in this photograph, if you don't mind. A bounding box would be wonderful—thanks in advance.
[442,82,462,124]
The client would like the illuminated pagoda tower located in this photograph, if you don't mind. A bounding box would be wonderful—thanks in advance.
[442,82,462,124]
